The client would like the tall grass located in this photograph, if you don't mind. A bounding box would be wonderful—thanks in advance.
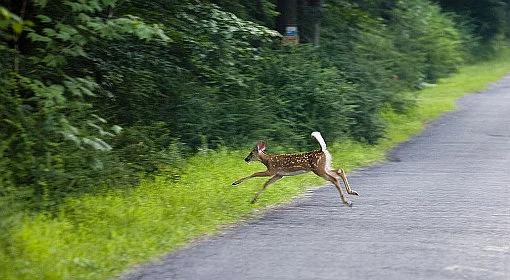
[2,49,510,280]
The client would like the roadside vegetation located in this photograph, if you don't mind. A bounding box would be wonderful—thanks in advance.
[3,48,510,280]
[1,1,510,279]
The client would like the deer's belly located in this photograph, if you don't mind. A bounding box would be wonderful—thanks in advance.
[278,170,309,176]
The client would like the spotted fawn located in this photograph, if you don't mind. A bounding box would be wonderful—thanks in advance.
[232,132,358,206]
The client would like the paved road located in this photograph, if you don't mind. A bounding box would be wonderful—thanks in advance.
[124,75,510,280]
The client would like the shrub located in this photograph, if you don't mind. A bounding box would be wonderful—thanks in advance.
[389,0,465,83]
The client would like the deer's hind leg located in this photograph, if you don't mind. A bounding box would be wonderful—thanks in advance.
[334,168,358,196]
[315,170,352,207]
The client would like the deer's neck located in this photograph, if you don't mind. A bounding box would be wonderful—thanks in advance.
[258,152,271,167]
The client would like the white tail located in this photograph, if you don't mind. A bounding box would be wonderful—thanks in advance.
[233,132,358,206]
[311,131,327,151]
[312,131,332,171]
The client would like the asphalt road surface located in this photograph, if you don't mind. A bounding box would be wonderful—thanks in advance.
[124,75,510,280]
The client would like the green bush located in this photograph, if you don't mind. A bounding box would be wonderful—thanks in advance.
[0,0,171,211]
[319,1,409,142]
[390,0,464,83]
[0,0,501,213]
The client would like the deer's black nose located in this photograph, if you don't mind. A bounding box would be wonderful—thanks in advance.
[244,157,250,162]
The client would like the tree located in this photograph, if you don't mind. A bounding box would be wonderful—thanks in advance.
[434,0,510,42]
[0,0,169,208]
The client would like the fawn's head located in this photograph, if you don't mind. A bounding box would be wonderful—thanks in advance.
[245,141,266,162]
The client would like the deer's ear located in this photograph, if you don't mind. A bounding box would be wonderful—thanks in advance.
[256,141,266,152]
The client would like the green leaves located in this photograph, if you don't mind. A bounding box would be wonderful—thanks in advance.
[82,137,112,151]
[64,0,104,13]
[85,15,171,42]
[0,6,33,41]
[36,15,52,23]
[390,0,464,82]
[0,0,183,211]
[26,31,51,42]
[63,76,97,97]
[0,0,495,214]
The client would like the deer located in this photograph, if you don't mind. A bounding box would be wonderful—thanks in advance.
[232,132,358,206]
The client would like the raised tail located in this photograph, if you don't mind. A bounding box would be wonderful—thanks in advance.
[311,131,332,170]
[311,131,328,151]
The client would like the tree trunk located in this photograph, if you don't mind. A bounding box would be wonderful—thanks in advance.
[277,0,299,43]
[308,0,321,46]
[14,0,29,73]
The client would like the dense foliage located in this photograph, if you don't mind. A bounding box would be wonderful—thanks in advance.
[0,0,508,212]
[435,0,510,42]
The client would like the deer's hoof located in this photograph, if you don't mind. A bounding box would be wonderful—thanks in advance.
[232,181,239,186]
[345,201,353,207]
[349,191,359,196]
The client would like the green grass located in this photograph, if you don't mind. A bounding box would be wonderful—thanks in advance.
[2,50,510,280]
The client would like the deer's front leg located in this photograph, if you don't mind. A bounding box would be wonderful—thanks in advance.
[232,171,272,186]
[251,174,283,204]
